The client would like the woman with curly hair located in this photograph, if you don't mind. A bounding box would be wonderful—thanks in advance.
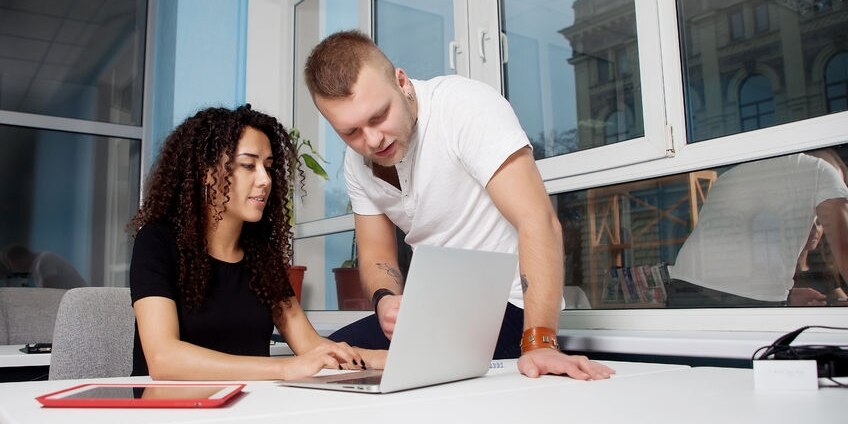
[129,104,385,380]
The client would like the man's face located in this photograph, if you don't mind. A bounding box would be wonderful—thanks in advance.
[314,65,417,167]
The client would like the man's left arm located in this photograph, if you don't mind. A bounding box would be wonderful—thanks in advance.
[486,147,614,380]
[817,198,848,283]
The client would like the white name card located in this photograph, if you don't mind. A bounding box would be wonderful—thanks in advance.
[753,360,818,391]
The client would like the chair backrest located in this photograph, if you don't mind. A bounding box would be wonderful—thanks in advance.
[0,287,67,344]
[49,287,134,380]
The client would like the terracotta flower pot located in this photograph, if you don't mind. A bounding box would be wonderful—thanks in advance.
[332,267,369,310]
[287,265,306,303]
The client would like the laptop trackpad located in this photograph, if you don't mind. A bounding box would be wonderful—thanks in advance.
[325,370,383,385]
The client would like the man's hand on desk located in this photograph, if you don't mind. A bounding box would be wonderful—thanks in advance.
[788,287,827,306]
[518,349,615,380]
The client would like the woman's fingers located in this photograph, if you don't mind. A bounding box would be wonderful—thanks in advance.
[317,342,365,370]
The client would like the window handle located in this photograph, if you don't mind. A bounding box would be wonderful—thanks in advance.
[478,29,490,61]
[449,40,459,70]
[500,32,509,64]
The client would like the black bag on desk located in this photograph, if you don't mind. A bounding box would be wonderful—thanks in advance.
[755,326,848,379]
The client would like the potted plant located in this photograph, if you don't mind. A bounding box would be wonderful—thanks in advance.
[332,231,369,310]
[286,127,328,303]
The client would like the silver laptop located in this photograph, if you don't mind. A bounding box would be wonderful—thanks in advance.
[280,245,517,393]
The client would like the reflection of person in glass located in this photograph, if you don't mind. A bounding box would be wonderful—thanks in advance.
[668,148,848,307]
[129,105,385,380]
[304,30,613,380]
[0,244,87,289]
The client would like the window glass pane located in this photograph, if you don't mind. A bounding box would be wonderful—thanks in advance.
[501,0,644,160]
[825,52,848,113]
[0,0,147,125]
[292,1,366,311]
[324,231,368,311]
[298,226,411,311]
[738,74,775,131]
[375,0,455,79]
[0,125,140,289]
[292,232,367,311]
[556,144,848,309]
[293,0,359,221]
[678,0,848,143]
[754,2,769,33]
[729,9,745,40]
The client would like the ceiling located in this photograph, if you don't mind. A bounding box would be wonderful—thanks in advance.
[0,0,145,119]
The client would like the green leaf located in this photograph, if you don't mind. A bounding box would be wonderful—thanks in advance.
[301,154,329,180]
[300,138,328,164]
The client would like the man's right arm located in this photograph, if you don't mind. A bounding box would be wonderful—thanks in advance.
[354,213,405,339]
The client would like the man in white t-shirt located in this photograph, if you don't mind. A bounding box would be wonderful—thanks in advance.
[669,150,848,307]
[303,30,613,380]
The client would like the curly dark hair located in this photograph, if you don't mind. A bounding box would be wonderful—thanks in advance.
[129,104,297,318]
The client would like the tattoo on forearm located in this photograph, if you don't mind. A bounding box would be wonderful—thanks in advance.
[521,274,529,293]
[377,262,405,288]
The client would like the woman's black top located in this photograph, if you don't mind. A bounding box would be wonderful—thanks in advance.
[130,222,273,376]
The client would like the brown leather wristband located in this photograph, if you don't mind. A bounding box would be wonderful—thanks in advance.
[520,327,559,354]
[371,288,395,313]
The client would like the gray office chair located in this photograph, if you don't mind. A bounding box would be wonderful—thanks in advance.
[0,287,67,345]
[49,287,134,380]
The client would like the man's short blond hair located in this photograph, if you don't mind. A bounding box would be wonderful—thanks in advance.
[304,30,396,99]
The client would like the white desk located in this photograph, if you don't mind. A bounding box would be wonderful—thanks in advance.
[0,345,50,368]
[0,361,844,424]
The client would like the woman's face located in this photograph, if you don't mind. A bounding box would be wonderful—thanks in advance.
[804,218,824,251]
[211,126,274,224]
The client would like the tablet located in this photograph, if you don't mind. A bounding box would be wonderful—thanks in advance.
[36,383,245,408]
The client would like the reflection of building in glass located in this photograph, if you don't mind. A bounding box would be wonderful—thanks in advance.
[560,0,645,150]
[678,0,848,142]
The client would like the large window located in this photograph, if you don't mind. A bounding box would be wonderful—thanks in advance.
[289,1,848,336]
[0,0,146,290]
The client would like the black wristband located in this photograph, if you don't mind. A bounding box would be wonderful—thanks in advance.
[371,288,395,312]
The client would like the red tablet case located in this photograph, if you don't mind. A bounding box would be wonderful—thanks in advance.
[36,383,245,408]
